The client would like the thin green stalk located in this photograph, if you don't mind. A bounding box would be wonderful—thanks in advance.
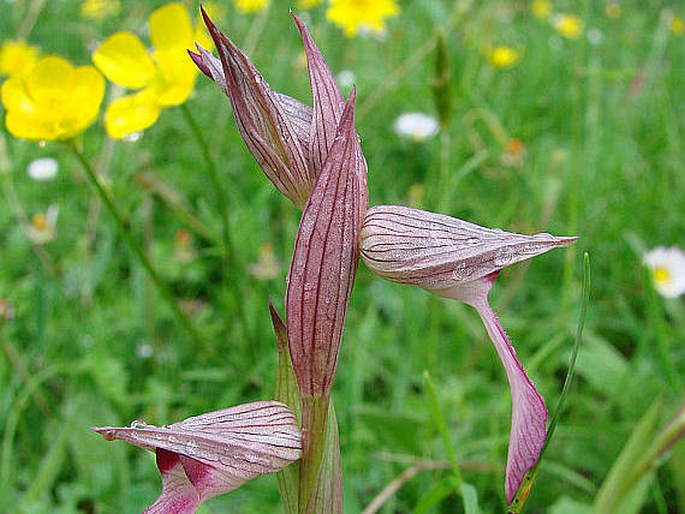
[508,252,591,513]
[644,266,679,394]
[180,103,252,341]
[423,371,463,489]
[180,103,234,266]
[66,141,206,351]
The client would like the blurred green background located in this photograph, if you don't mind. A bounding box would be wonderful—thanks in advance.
[1,0,684,512]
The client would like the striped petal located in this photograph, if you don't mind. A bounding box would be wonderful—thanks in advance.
[359,204,576,503]
[93,401,301,512]
[198,9,312,208]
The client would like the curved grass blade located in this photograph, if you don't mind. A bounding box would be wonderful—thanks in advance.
[507,251,591,513]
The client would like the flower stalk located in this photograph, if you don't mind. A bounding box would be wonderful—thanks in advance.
[67,140,206,351]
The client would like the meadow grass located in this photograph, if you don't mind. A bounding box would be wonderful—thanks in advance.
[1,0,684,513]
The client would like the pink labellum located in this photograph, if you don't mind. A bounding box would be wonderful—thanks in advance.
[196,9,313,207]
[360,205,576,503]
[285,88,368,400]
[93,401,301,513]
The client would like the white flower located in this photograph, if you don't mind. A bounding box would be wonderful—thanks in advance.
[643,246,685,298]
[336,69,356,90]
[26,204,59,244]
[393,112,439,141]
[27,157,58,181]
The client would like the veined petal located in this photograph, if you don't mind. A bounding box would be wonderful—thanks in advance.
[103,90,161,139]
[360,205,576,291]
[93,401,302,511]
[149,2,194,51]
[359,205,576,503]
[292,14,344,175]
[92,31,156,89]
[190,44,312,153]
[285,89,367,400]
[200,9,312,207]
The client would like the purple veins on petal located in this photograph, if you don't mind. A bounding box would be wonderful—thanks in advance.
[292,14,344,175]
[360,205,576,292]
[450,273,548,505]
[359,204,576,504]
[285,87,368,399]
[92,401,302,513]
[195,8,313,207]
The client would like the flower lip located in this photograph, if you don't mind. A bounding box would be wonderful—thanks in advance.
[92,401,302,510]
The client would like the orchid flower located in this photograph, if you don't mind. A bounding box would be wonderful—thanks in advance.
[360,204,576,503]
[93,401,301,513]
[190,9,314,208]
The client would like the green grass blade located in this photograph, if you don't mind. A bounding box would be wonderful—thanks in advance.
[508,251,591,513]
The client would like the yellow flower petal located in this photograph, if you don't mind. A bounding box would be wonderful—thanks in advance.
[25,56,74,104]
[149,3,193,51]
[327,0,399,37]
[104,90,161,139]
[234,0,270,14]
[0,40,40,77]
[2,56,104,141]
[151,48,197,106]
[93,32,156,89]
[194,21,213,51]
[298,0,323,8]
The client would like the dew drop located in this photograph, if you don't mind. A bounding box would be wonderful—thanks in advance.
[38,140,47,148]
[184,440,199,455]
[494,246,516,266]
[130,419,148,429]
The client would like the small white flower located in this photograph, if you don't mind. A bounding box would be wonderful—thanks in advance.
[643,246,685,298]
[26,204,59,244]
[393,112,439,141]
[27,157,58,181]
[587,28,603,46]
[336,70,356,90]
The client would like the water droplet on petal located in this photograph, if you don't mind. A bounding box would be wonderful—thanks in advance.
[185,440,199,455]
[130,419,148,429]
[494,246,516,266]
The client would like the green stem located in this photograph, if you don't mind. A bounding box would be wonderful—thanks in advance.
[66,140,206,351]
[644,266,679,394]
[180,103,252,341]
[179,103,234,270]
[423,370,463,489]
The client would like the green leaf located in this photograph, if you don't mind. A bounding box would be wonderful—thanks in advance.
[460,482,479,514]
[549,496,594,514]
[412,478,454,514]
[593,400,661,514]
[271,303,301,514]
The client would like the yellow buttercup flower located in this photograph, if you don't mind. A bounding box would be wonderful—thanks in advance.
[93,2,211,139]
[554,13,583,39]
[298,0,323,8]
[671,16,685,36]
[531,0,551,20]
[605,3,621,19]
[327,0,400,37]
[486,46,521,69]
[234,0,270,13]
[1,56,104,141]
[0,40,40,77]
[81,0,121,19]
